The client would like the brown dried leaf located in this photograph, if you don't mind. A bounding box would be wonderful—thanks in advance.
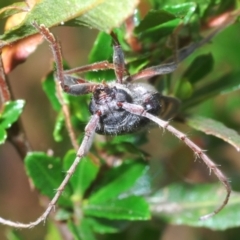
[2,1,42,73]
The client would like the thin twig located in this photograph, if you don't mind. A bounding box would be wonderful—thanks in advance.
[0,52,11,104]
[55,81,78,151]
[0,51,31,158]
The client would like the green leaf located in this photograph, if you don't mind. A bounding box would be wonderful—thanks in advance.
[53,111,65,142]
[86,32,114,81]
[82,161,150,220]
[89,161,147,203]
[67,221,82,240]
[102,140,148,157]
[63,150,100,201]
[127,57,150,75]
[153,0,210,17]
[135,9,176,33]
[68,218,97,240]
[84,196,150,220]
[25,152,72,207]
[125,165,152,197]
[110,132,148,145]
[0,126,7,144]
[86,217,120,233]
[78,218,97,240]
[70,94,90,126]
[149,183,240,230]
[182,71,240,109]
[5,229,24,240]
[0,2,27,20]
[187,116,240,151]
[163,2,197,24]
[55,208,72,221]
[183,53,214,84]
[0,100,25,129]
[174,79,193,100]
[0,0,139,44]
[135,9,180,40]
[45,222,63,240]
[100,133,148,157]
[42,71,61,111]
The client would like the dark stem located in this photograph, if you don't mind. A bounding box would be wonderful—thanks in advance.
[0,52,31,159]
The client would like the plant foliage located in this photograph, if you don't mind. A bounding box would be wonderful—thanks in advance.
[1,0,240,239]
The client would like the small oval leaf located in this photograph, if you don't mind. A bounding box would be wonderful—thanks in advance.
[25,152,72,207]
[0,100,25,129]
[84,196,150,220]
[63,150,100,200]
[187,116,240,152]
[0,126,7,144]
[149,183,240,230]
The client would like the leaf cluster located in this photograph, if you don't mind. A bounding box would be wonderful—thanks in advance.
[1,0,240,240]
